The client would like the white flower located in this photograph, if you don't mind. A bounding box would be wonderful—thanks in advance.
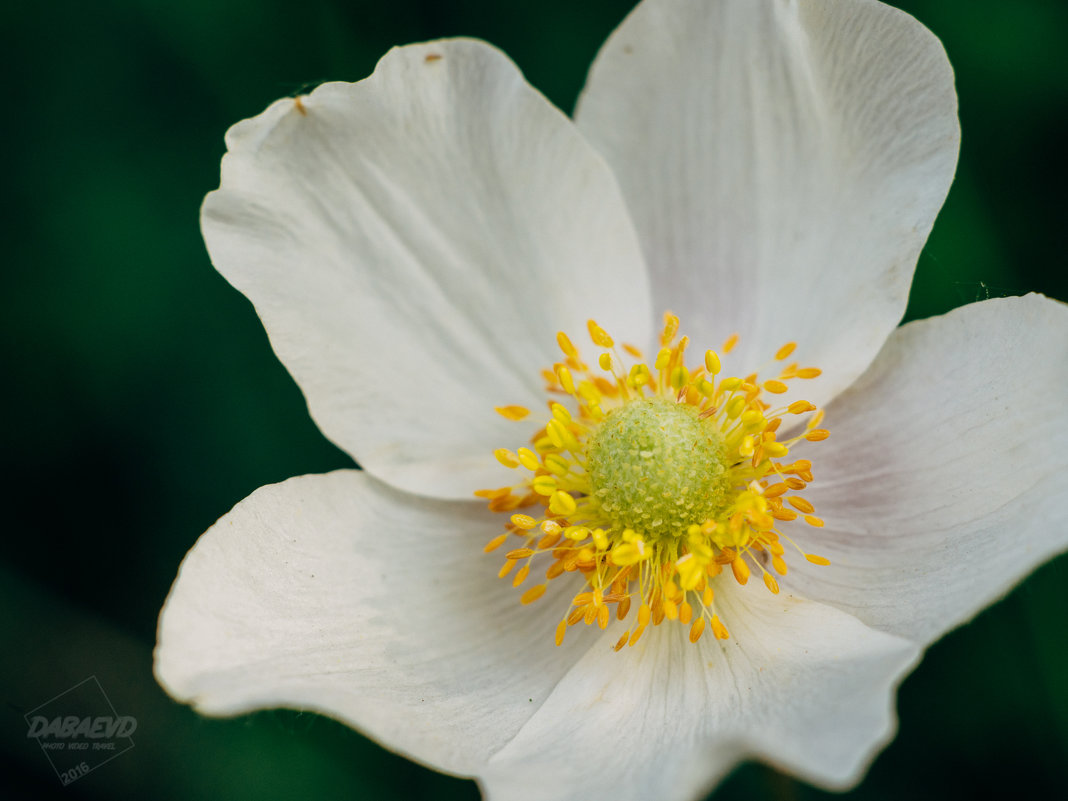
[154,0,1068,799]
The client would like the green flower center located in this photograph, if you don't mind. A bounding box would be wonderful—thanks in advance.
[585,398,731,540]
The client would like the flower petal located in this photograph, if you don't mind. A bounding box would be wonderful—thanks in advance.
[155,470,591,775]
[482,584,918,800]
[787,294,1068,646]
[203,39,651,500]
[575,0,959,404]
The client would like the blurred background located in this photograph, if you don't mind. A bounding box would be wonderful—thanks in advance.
[2,0,1066,798]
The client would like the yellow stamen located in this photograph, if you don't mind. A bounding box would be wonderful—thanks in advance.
[587,319,614,347]
[495,405,531,421]
[481,316,830,649]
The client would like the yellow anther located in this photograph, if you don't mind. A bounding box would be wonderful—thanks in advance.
[531,475,557,496]
[661,312,680,345]
[540,520,562,536]
[764,482,788,498]
[547,419,581,451]
[538,531,561,550]
[670,365,690,390]
[674,335,690,359]
[762,379,788,394]
[805,429,830,441]
[519,584,546,605]
[554,620,567,646]
[510,514,538,530]
[676,554,703,591]
[545,420,565,449]
[805,553,831,566]
[710,615,730,640]
[516,447,540,471]
[804,515,825,528]
[788,400,817,414]
[775,342,797,361]
[598,352,613,371]
[787,497,815,514]
[797,367,822,379]
[623,343,643,358]
[654,348,671,370]
[554,363,575,394]
[627,363,651,388]
[697,378,716,397]
[556,331,578,358]
[722,333,739,354]
[549,490,577,516]
[565,525,590,541]
[704,350,721,375]
[763,572,780,594]
[689,617,706,643]
[772,555,788,575]
[764,441,789,458]
[663,599,679,621]
[533,435,555,454]
[740,410,765,430]
[494,448,520,468]
[505,548,534,560]
[718,376,742,393]
[592,528,609,551]
[550,403,572,424]
[495,405,531,421]
[610,542,648,566]
[483,533,508,553]
[543,453,570,476]
[731,557,750,585]
[512,564,530,587]
[725,396,746,420]
[678,602,693,625]
[587,319,614,347]
[739,435,755,458]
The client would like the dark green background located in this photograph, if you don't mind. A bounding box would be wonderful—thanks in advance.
[3,0,1066,798]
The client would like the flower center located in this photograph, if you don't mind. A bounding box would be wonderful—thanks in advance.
[477,313,831,649]
[586,399,730,538]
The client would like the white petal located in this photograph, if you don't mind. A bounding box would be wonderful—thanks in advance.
[786,294,1068,646]
[203,39,651,500]
[482,584,918,801]
[575,0,959,404]
[154,470,592,776]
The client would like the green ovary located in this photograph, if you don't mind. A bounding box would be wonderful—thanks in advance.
[585,399,732,540]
